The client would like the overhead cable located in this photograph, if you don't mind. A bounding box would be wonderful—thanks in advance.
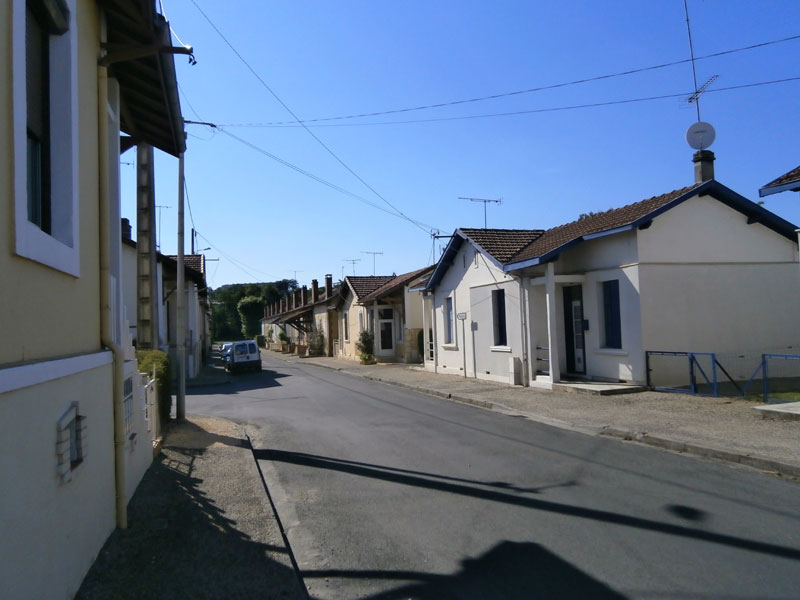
[188,0,431,236]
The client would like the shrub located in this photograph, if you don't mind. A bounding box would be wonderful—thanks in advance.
[255,334,266,348]
[308,327,326,356]
[136,349,171,427]
[279,331,289,342]
[356,330,374,356]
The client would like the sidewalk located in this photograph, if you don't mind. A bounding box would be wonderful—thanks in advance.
[76,415,306,600]
[281,354,800,479]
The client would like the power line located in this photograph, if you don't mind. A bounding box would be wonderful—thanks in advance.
[216,34,800,127]
[195,231,281,281]
[218,128,439,232]
[220,77,800,129]
[187,0,431,236]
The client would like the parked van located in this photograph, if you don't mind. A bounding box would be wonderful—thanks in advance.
[226,341,261,373]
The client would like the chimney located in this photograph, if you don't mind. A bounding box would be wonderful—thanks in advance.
[301,285,308,306]
[325,274,333,299]
[693,150,715,184]
[121,218,132,241]
[311,279,319,303]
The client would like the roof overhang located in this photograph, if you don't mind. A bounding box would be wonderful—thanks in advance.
[503,180,798,273]
[759,181,800,198]
[99,0,187,157]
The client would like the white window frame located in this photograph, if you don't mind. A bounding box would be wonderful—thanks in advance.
[343,312,350,342]
[56,401,86,484]
[12,0,80,276]
[443,296,455,346]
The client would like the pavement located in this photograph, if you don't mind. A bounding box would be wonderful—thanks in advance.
[76,350,799,599]
[76,415,307,600]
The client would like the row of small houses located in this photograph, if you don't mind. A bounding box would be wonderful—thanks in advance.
[264,155,800,390]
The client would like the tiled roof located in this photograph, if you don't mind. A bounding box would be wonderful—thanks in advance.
[359,265,435,303]
[346,276,396,301]
[183,254,205,274]
[459,228,545,264]
[760,165,800,193]
[510,184,702,263]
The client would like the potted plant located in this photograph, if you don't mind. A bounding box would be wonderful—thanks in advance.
[356,330,376,365]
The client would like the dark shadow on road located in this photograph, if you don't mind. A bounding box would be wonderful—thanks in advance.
[187,368,291,396]
[76,447,306,599]
[304,541,627,599]
[256,448,800,562]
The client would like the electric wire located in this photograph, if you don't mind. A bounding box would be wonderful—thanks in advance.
[219,77,800,128]
[195,231,280,281]
[187,0,432,236]
[218,34,800,127]
[218,128,439,232]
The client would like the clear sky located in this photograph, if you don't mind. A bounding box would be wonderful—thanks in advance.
[121,0,800,289]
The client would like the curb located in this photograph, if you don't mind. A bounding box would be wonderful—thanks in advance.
[292,359,800,481]
[598,427,800,480]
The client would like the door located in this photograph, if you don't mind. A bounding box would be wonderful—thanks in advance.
[377,307,394,357]
[563,285,586,375]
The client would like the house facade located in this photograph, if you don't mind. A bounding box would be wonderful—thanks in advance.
[0,1,185,597]
[425,157,800,389]
[422,230,541,383]
[337,276,395,360]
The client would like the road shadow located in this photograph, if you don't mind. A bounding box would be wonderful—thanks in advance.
[304,540,626,599]
[187,367,291,395]
[76,447,306,600]
[256,449,800,562]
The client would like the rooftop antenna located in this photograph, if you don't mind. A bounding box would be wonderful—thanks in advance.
[360,251,383,275]
[683,0,717,151]
[459,197,502,229]
[342,258,361,276]
[289,269,303,284]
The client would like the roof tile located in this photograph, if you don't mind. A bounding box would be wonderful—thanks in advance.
[459,228,545,264]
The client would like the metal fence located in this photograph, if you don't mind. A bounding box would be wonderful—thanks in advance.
[646,348,800,403]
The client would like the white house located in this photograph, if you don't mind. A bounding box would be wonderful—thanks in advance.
[0,0,186,597]
[425,153,800,389]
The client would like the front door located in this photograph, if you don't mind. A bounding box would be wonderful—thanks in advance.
[563,285,586,375]
[377,307,394,357]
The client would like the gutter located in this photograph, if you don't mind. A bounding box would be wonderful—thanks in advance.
[98,57,127,529]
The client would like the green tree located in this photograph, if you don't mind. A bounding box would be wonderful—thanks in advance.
[237,295,265,338]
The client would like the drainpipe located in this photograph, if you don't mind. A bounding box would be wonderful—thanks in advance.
[98,61,127,529]
[515,274,531,387]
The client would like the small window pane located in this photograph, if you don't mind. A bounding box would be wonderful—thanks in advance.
[602,280,622,349]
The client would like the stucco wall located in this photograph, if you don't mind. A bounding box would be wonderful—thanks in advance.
[0,359,116,599]
[0,0,102,364]
[339,294,365,360]
[433,240,522,382]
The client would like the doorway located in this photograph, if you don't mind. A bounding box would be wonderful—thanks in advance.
[377,306,395,357]
[563,285,586,375]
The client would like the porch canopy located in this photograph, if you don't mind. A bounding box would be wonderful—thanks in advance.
[99,0,188,157]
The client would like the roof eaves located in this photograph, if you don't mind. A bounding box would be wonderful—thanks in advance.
[424,232,464,291]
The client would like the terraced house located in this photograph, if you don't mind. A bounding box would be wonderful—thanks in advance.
[424,152,800,389]
[0,1,186,597]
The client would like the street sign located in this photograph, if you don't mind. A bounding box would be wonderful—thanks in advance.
[457,312,467,320]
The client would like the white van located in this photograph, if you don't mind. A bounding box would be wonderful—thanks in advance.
[225,341,261,373]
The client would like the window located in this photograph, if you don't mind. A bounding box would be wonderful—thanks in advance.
[492,289,507,347]
[358,311,364,332]
[444,297,454,344]
[56,402,86,484]
[13,0,79,275]
[602,280,622,349]
[343,312,350,342]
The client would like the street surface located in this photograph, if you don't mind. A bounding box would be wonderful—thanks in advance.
[188,353,800,600]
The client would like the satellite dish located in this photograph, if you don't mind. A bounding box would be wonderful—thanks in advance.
[686,121,716,150]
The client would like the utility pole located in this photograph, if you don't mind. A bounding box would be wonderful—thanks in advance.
[176,151,186,420]
[360,251,383,275]
[459,196,502,229]
[290,270,303,285]
[342,258,361,276]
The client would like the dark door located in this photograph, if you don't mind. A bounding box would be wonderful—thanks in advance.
[563,285,586,375]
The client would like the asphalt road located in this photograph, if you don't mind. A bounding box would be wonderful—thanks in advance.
[188,354,800,600]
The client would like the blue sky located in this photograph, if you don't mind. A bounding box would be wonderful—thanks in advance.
[121,0,800,288]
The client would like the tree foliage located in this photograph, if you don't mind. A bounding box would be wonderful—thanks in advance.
[210,279,297,341]
[237,295,265,339]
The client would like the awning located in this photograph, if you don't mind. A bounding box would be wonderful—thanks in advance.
[99,0,188,157]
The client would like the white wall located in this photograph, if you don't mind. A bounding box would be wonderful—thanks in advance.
[432,241,523,383]
[0,360,116,599]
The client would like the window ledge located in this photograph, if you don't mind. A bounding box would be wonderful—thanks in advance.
[595,348,627,356]
[442,344,459,351]
[490,346,512,353]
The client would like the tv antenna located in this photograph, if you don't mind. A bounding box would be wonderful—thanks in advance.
[683,0,717,151]
[360,251,383,275]
[342,258,361,276]
[289,269,303,284]
[459,197,502,229]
